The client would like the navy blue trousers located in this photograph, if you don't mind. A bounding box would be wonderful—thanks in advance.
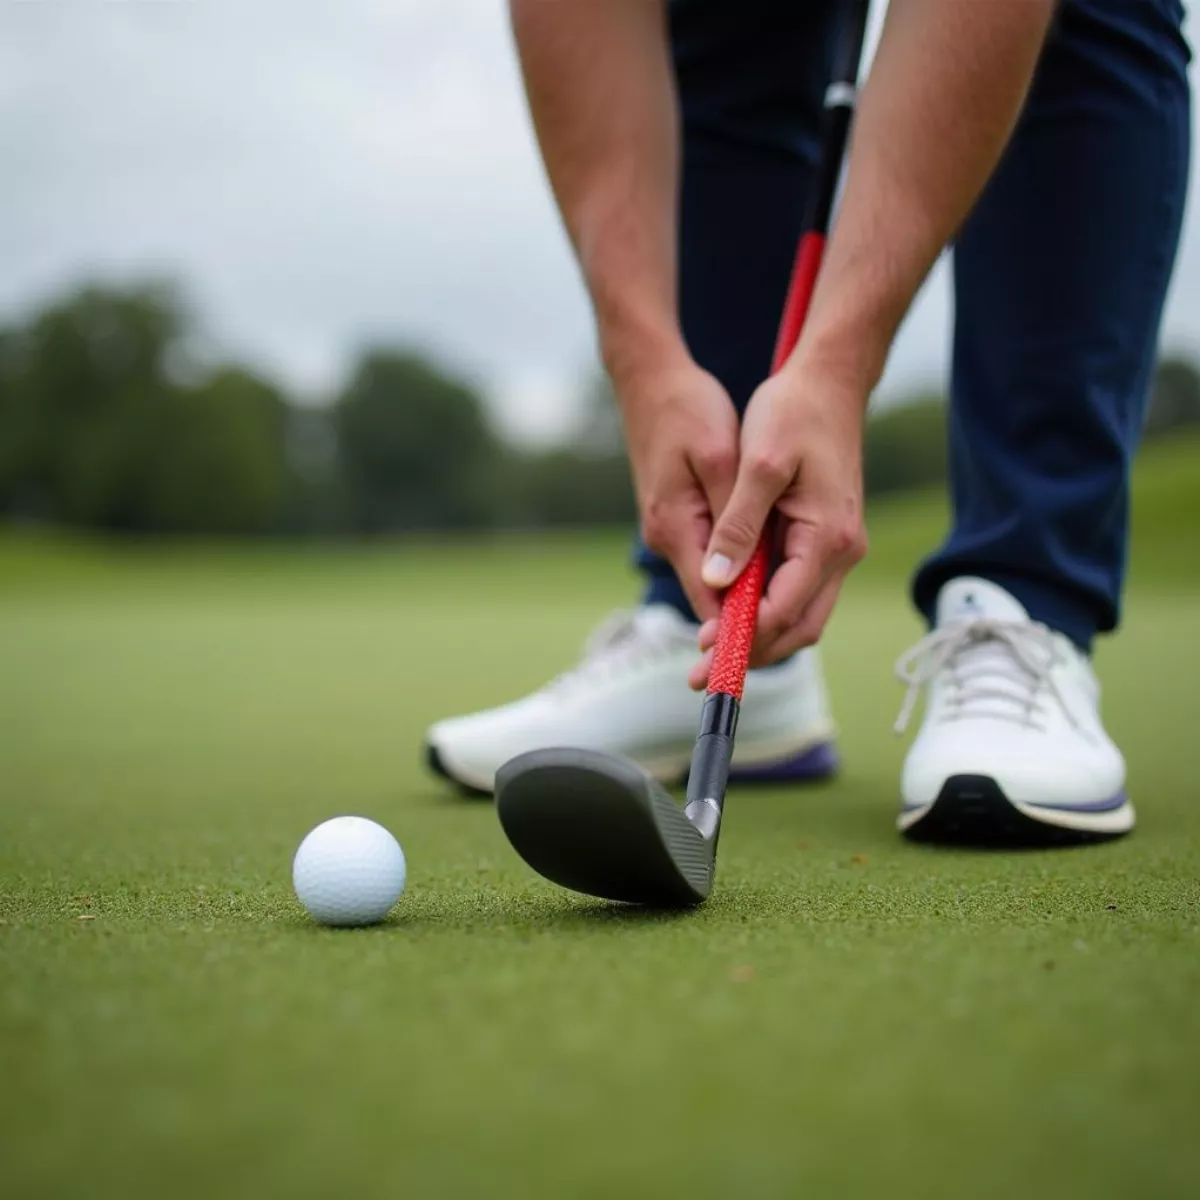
[640,0,1191,650]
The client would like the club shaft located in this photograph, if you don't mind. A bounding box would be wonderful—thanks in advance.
[682,694,738,839]
[686,0,870,835]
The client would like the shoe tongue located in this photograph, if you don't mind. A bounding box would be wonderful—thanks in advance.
[585,604,695,659]
[633,604,699,643]
[936,577,1029,627]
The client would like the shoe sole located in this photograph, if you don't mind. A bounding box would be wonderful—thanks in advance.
[899,774,1134,848]
[425,735,838,798]
[426,742,491,797]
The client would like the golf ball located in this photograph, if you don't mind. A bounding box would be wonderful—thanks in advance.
[292,816,407,927]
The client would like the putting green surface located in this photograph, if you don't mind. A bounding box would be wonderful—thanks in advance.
[2,436,1199,1200]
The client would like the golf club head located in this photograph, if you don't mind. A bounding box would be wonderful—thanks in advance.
[495,748,715,907]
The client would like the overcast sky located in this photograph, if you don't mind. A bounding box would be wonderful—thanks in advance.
[2,1,1198,444]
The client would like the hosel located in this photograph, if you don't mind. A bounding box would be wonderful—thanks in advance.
[683,692,740,844]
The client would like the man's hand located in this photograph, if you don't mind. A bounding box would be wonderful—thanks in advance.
[688,359,868,689]
[621,360,741,625]
[510,0,1053,681]
[679,0,1055,689]
[510,0,740,625]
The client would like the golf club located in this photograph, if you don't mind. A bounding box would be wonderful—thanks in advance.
[496,0,872,907]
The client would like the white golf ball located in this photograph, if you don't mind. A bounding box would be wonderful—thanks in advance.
[292,816,407,927]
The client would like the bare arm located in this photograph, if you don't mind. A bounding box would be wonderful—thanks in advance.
[509,0,686,385]
[793,0,1058,396]
[510,0,740,622]
[699,0,1059,673]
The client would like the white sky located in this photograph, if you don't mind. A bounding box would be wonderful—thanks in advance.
[2,0,1198,445]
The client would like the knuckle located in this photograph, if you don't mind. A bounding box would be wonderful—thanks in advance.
[792,618,824,650]
[694,440,736,480]
[826,522,867,563]
[715,507,761,549]
[639,503,672,553]
[747,451,791,490]
[772,623,818,663]
[756,608,789,644]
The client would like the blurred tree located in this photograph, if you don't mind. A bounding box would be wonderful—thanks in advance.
[574,370,625,457]
[1145,355,1200,438]
[485,369,635,528]
[280,405,349,536]
[500,449,637,528]
[6,281,1196,540]
[334,350,500,532]
[0,282,288,533]
[0,283,184,525]
[863,393,948,497]
[0,325,33,512]
[139,368,289,534]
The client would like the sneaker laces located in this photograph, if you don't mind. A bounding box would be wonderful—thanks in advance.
[893,619,1074,735]
[545,609,691,696]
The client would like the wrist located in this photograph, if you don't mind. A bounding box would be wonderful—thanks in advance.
[778,328,880,417]
[599,317,693,400]
[782,216,926,401]
[783,305,894,408]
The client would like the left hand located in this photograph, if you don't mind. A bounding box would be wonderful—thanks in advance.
[688,359,869,690]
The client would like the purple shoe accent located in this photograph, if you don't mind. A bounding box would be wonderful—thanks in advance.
[906,787,1129,815]
[1027,788,1129,814]
[727,740,839,784]
[902,775,1131,846]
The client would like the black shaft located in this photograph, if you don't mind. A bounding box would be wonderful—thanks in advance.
[807,0,871,234]
[683,694,739,842]
[683,0,871,847]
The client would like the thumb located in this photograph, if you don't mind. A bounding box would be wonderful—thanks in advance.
[701,463,779,588]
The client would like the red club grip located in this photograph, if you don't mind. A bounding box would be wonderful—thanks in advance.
[771,233,826,377]
[707,231,827,701]
[706,543,769,700]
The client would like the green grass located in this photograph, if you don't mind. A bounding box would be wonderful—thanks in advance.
[2,434,1199,1200]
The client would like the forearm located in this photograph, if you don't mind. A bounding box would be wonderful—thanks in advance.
[509,0,687,388]
[794,0,1057,395]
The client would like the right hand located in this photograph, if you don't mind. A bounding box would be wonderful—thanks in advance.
[617,360,741,624]
[688,357,869,688]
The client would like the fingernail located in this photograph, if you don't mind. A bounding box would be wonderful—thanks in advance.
[703,553,734,587]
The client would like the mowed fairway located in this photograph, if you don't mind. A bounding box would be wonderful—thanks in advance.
[2,437,1198,1200]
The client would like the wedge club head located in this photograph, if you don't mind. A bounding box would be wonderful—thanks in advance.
[496,747,720,906]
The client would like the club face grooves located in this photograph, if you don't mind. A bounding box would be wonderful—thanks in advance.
[495,749,714,906]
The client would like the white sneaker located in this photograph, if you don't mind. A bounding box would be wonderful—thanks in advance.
[425,604,838,794]
[894,577,1133,845]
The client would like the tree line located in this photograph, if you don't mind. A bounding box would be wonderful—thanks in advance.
[1,281,1197,536]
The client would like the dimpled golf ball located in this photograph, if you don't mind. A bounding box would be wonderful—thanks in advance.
[292,816,407,927]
